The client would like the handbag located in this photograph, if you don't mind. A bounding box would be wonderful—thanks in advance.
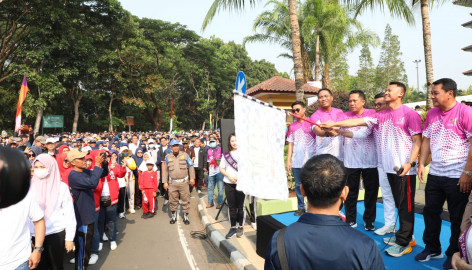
[100,196,111,207]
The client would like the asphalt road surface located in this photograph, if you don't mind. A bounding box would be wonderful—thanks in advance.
[64,192,236,270]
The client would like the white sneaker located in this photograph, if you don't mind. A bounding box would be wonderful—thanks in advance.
[374,225,396,236]
[164,200,169,206]
[197,190,202,194]
[119,212,125,219]
[98,242,103,251]
[102,234,108,242]
[251,223,257,230]
[129,208,136,214]
[89,254,99,265]
[110,241,117,250]
[69,258,75,264]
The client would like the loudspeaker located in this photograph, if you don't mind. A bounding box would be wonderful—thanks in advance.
[219,119,235,153]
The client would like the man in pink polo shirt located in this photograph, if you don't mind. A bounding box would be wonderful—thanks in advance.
[337,90,379,230]
[322,82,423,258]
[310,88,345,160]
[286,101,316,216]
[415,78,472,269]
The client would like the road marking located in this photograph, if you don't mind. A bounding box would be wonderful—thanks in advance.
[177,218,199,270]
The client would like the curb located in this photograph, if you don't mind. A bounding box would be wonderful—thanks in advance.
[197,199,257,270]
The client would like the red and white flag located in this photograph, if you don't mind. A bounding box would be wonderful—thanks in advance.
[15,75,29,132]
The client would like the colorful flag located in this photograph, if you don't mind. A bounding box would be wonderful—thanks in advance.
[15,75,29,132]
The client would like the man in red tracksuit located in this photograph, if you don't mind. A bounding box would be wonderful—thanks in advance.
[139,160,158,219]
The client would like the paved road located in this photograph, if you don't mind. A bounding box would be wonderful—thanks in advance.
[64,191,236,270]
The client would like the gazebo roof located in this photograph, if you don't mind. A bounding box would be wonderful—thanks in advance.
[462,20,472,28]
[246,74,319,96]
[462,44,472,52]
[464,69,472,76]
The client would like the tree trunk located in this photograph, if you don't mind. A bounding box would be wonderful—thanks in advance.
[322,64,331,89]
[288,0,304,101]
[72,96,82,133]
[142,108,160,130]
[34,109,43,134]
[420,0,434,110]
[301,47,312,82]
[108,95,114,133]
[314,32,321,81]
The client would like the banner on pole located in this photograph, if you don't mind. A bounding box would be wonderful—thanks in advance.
[126,116,134,126]
[15,75,29,132]
[233,93,288,200]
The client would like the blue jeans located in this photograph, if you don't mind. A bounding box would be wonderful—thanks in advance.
[292,168,305,210]
[99,204,117,242]
[92,211,100,254]
[15,261,29,270]
[208,173,224,205]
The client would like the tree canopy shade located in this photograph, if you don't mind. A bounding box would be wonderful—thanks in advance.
[0,0,286,132]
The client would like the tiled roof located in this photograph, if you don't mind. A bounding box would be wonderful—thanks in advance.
[246,75,319,96]
[462,44,472,51]
[464,69,472,76]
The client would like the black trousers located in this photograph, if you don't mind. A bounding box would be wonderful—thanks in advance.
[117,186,126,214]
[387,173,416,246]
[225,182,245,227]
[133,170,142,208]
[345,168,379,225]
[74,223,94,270]
[422,174,469,257]
[32,230,66,270]
[194,168,204,191]
[159,182,169,200]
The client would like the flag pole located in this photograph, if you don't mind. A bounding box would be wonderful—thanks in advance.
[15,75,29,134]
[169,99,173,133]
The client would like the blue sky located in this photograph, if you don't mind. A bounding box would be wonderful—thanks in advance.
[119,0,472,90]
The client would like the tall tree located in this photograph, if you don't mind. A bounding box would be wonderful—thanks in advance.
[203,0,305,101]
[374,24,407,92]
[356,42,376,99]
[343,0,437,109]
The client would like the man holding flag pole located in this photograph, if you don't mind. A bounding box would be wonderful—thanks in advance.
[15,75,29,135]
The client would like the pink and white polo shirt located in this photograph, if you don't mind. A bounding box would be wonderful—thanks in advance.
[364,105,422,175]
[343,109,377,168]
[309,107,345,160]
[286,120,316,168]
[423,102,472,178]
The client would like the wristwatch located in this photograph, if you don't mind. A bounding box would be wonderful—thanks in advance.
[464,170,472,177]
[409,161,416,167]
[34,246,44,253]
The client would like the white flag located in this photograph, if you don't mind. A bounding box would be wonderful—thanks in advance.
[234,94,288,201]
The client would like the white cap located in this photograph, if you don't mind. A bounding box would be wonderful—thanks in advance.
[46,138,56,144]
[81,146,92,152]
[120,146,129,152]
[146,160,155,165]
[148,139,155,143]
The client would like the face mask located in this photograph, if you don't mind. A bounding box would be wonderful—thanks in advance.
[34,169,49,179]
[210,142,217,148]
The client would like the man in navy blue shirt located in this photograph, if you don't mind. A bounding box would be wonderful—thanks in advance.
[265,154,385,270]
[68,149,107,270]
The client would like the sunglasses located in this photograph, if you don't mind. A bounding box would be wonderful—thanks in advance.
[374,103,385,107]
[291,108,301,113]
[25,153,35,158]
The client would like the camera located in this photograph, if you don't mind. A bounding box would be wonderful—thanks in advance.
[0,147,31,209]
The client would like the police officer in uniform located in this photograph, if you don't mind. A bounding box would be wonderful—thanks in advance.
[162,139,196,224]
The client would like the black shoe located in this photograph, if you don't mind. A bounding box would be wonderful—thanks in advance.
[183,214,190,225]
[141,213,146,219]
[414,248,443,262]
[225,228,237,239]
[170,218,176,224]
[294,209,305,216]
[364,223,375,231]
[143,213,151,219]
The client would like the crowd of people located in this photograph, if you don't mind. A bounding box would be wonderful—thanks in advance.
[280,78,472,270]
[1,129,247,270]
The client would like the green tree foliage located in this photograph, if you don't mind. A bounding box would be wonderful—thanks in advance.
[0,1,284,132]
[374,24,407,93]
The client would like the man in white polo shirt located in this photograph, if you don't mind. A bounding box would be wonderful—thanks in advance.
[0,191,45,270]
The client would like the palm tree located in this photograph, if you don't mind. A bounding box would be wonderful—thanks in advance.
[344,0,438,109]
[244,0,379,89]
[203,0,306,101]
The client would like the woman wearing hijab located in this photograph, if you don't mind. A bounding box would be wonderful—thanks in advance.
[56,153,72,186]
[132,147,144,210]
[138,152,157,174]
[58,145,70,155]
[30,154,76,270]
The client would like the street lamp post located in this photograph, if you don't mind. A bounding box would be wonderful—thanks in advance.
[413,59,421,92]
